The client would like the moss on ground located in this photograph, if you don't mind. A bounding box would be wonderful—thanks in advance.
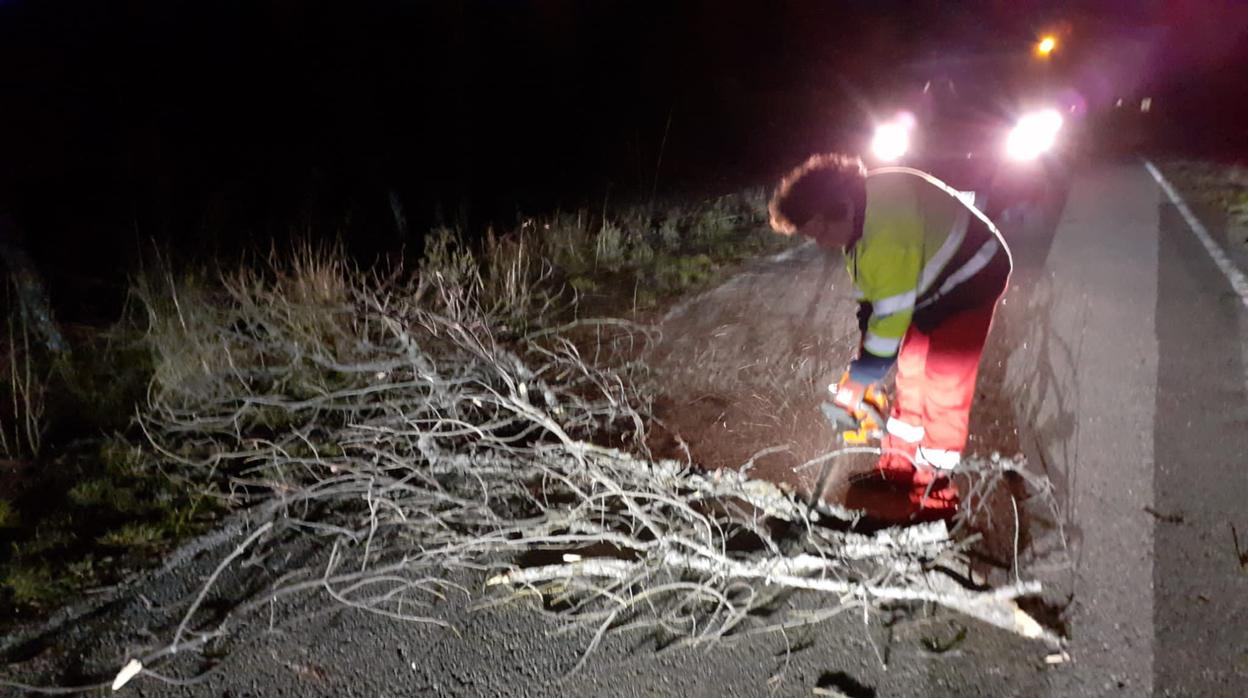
[0,499,16,528]
[2,563,61,606]
[0,434,220,623]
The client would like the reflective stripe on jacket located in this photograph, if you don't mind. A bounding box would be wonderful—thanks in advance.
[846,168,1011,361]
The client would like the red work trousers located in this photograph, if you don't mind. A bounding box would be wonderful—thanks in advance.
[881,298,1000,466]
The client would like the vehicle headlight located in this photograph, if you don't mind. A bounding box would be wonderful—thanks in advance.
[871,113,914,162]
[1005,109,1063,161]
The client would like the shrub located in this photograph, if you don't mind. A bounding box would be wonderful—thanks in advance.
[626,233,655,269]
[544,210,592,275]
[657,214,682,253]
[595,220,626,272]
[739,186,770,224]
[421,227,478,290]
[482,228,556,332]
[691,196,741,248]
[567,275,598,295]
[654,254,715,294]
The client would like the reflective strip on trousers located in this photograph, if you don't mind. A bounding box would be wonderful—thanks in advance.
[916,447,961,470]
[886,417,924,444]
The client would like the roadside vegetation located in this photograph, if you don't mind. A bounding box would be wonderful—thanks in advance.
[0,188,785,624]
[0,305,212,613]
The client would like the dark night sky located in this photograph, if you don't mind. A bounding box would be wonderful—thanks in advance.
[0,0,1246,320]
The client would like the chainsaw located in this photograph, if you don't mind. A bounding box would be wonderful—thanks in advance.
[820,380,889,445]
[809,379,889,518]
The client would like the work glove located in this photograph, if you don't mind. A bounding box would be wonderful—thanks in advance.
[820,371,888,444]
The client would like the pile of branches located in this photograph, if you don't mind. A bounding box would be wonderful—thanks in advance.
[126,245,1059,679]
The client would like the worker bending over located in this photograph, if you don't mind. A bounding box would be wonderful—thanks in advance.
[768,154,1012,515]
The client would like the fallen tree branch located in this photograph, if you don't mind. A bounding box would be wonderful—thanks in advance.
[76,246,1065,689]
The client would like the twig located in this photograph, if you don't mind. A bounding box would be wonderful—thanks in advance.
[171,520,274,652]
[1011,494,1021,586]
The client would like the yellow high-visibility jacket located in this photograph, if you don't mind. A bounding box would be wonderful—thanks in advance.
[845,168,1011,381]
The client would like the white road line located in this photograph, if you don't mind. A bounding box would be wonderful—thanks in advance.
[1144,160,1248,309]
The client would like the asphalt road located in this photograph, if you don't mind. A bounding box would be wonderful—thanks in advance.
[1001,162,1248,696]
[4,161,1247,697]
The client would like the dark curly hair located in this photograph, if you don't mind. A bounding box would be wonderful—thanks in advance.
[768,153,867,240]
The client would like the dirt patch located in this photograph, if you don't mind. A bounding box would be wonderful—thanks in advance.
[644,243,865,494]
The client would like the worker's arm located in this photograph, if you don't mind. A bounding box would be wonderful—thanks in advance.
[826,242,918,431]
[847,242,923,384]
